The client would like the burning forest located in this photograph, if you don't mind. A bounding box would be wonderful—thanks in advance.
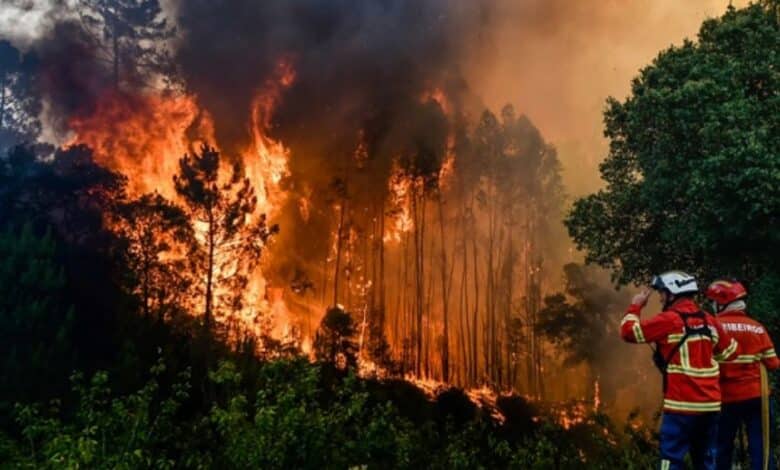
[6,0,575,394]
[3,0,773,468]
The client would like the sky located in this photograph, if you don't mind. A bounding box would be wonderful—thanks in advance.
[468,0,748,195]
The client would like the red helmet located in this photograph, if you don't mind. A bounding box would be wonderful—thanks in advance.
[705,280,747,306]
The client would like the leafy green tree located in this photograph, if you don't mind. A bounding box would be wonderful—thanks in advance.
[0,224,73,406]
[208,359,421,469]
[567,4,779,295]
[12,359,197,469]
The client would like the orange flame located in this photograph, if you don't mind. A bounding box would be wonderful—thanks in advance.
[68,60,299,349]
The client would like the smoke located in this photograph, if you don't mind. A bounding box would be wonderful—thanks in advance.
[175,0,487,153]
[34,19,111,136]
[467,0,744,195]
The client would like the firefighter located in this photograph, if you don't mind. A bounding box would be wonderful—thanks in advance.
[707,280,779,470]
[621,271,738,470]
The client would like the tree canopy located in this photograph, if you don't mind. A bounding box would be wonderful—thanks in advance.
[0,40,41,150]
[567,3,779,297]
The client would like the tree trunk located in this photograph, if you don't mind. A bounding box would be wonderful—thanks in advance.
[470,193,479,384]
[333,198,346,306]
[378,199,386,332]
[438,195,450,382]
[204,211,215,329]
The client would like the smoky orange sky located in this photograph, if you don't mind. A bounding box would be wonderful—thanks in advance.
[469,0,748,196]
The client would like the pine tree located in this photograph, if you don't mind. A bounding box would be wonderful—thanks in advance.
[314,305,358,369]
[173,144,277,332]
[112,192,193,323]
[0,224,73,404]
[78,0,175,90]
[0,41,41,150]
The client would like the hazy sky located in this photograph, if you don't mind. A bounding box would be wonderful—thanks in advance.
[469,0,748,194]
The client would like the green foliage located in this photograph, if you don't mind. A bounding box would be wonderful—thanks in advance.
[567,3,779,288]
[208,359,418,468]
[0,224,73,406]
[4,357,662,469]
[10,358,194,469]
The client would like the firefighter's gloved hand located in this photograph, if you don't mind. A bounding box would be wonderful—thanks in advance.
[631,289,651,308]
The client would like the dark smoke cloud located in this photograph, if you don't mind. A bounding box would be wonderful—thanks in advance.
[175,0,488,153]
[35,19,111,135]
[175,0,492,283]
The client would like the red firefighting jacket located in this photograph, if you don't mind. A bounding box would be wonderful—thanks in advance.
[716,309,780,403]
[621,298,738,413]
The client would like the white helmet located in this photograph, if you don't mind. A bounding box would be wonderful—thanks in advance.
[650,271,699,296]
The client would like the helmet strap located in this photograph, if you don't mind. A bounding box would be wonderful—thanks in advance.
[662,292,675,310]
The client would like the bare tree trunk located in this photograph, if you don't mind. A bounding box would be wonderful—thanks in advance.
[413,188,425,377]
[438,195,450,382]
[459,200,471,385]
[504,238,514,389]
[204,211,215,329]
[333,198,346,306]
[378,199,386,331]
[470,193,479,384]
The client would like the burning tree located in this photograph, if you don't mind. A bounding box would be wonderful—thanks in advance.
[314,305,358,369]
[173,144,278,332]
[112,193,193,323]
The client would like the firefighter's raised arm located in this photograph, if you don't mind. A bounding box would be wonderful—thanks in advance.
[620,289,671,344]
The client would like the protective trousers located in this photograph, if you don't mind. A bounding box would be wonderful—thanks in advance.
[716,397,775,470]
[659,411,719,470]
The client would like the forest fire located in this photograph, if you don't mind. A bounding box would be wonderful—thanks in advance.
[68,92,208,200]
[18,0,596,404]
[67,76,294,344]
[4,0,774,467]
[59,61,572,398]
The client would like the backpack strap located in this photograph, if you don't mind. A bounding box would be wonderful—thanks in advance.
[653,311,711,391]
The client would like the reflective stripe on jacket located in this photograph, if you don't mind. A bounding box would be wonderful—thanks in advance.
[717,309,780,403]
[620,298,738,413]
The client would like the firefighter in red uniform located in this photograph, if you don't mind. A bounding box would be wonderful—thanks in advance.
[707,280,779,470]
[621,271,738,470]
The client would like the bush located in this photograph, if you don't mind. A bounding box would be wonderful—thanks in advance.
[7,357,661,469]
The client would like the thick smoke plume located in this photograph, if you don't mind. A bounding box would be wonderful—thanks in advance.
[176,0,486,153]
